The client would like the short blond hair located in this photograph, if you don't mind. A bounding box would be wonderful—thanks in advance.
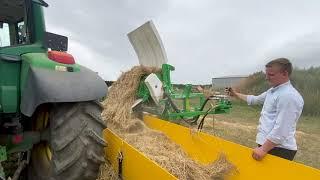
[266,58,292,76]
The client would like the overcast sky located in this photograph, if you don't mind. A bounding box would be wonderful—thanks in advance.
[44,0,320,84]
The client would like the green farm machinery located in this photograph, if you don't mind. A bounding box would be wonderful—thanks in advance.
[133,63,232,126]
[0,0,107,179]
[128,21,232,125]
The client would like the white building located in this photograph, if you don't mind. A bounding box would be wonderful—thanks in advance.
[212,75,248,88]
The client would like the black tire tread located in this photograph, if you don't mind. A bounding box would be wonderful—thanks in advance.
[29,101,107,180]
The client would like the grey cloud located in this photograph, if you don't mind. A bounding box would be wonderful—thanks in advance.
[264,32,320,68]
[45,0,169,61]
[44,0,320,84]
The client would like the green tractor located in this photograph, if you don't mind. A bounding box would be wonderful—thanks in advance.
[0,0,107,179]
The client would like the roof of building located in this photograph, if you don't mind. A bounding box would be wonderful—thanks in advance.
[212,75,248,79]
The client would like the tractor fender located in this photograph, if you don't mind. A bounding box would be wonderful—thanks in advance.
[20,65,107,116]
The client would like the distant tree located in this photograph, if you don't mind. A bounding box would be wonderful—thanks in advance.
[237,67,320,116]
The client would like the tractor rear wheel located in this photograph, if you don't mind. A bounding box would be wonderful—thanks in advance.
[28,101,107,180]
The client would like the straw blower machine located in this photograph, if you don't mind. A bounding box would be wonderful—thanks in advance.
[129,22,232,128]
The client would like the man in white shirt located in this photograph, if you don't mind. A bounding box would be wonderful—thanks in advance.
[228,58,304,161]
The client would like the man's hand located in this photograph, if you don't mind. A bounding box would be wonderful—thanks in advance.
[225,87,249,102]
[225,87,236,96]
[225,87,231,96]
[252,140,276,161]
[252,147,268,161]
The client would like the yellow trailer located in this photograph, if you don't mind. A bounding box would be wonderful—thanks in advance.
[103,115,320,180]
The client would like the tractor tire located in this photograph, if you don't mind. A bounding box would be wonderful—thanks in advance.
[28,101,107,180]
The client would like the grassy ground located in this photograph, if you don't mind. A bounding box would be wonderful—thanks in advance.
[201,100,320,169]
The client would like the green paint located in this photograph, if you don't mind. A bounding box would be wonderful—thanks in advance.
[182,84,192,111]
[32,3,46,44]
[137,80,151,102]
[161,64,174,93]
[1,86,18,113]
[0,146,6,180]
[0,59,20,113]
[0,146,7,162]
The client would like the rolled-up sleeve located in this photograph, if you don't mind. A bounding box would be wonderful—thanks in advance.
[266,94,302,144]
[247,91,267,105]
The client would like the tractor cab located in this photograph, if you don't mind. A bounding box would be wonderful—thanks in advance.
[0,0,30,47]
[0,0,48,49]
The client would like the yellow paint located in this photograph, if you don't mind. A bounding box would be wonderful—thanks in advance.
[143,115,320,180]
[103,129,177,179]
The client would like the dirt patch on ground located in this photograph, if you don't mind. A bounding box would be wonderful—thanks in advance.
[214,121,256,132]
[296,130,319,140]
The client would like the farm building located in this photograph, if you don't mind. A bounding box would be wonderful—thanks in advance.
[212,75,248,88]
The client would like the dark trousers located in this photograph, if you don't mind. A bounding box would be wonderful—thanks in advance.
[258,144,297,161]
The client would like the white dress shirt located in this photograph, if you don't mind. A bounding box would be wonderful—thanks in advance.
[246,81,304,150]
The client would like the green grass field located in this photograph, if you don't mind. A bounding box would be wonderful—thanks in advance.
[201,99,320,169]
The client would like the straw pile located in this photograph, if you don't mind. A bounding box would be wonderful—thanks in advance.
[98,66,236,180]
[97,162,118,180]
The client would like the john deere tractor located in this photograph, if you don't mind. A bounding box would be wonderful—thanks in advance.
[0,0,107,179]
